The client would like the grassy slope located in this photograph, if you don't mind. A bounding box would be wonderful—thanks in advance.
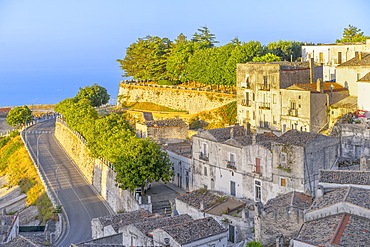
[0,134,55,223]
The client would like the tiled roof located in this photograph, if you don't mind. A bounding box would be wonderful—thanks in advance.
[206,125,246,142]
[296,214,370,247]
[162,141,192,158]
[97,210,153,232]
[319,170,370,185]
[287,82,347,93]
[263,191,312,213]
[330,96,358,109]
[337,52,370,67]
[359,72,370,82]
[295,214,342,246]
[72,233,124,246]
[160,217,227,245]
[308,187,370,212]
[132,214,193,236]
[143,118,187,127]
[276,130,330,147]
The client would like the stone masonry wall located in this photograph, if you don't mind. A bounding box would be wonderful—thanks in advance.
[117,82,235,114]
[54,120,139,212]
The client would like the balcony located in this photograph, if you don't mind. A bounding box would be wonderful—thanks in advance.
[199,152,209,161]
[241,82,251,89]
[259,121,270,129]
[227,161,237,170]
[257,84,270,91]
[241,99,251,107]
[259,102,270,109]
[288,108,298,117]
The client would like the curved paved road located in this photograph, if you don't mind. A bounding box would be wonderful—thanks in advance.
[23,119,113,246]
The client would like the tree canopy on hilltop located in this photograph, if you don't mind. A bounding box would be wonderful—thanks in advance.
[6,106,33,127]
[336,24,370,43]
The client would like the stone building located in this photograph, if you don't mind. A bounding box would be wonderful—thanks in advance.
[293,169,370,246]
[336,52,370,96]
[302,39,370,81]
[162,141,193,192]
[120,214,193,246]
[192,126,338,203]
[254,191,312,247]
[236,61,323,134]
[175,189,255,245]
[91,210,153,239]
[136,118,188,143]
[280,81,348,133]
[151,217,228,247]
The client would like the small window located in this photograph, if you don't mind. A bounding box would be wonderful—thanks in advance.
[298,95,301,99]
[273,94,277,104]
[357,73,361,81]
[204,167,208,176]
[280,152,287,165]
[254,180,262,201]
[280,178,287,187]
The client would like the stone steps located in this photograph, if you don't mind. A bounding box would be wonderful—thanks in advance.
[152,200,171,216]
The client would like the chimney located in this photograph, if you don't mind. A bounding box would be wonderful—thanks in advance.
[309,57,314,83]
[230,127,234,139]
[316,78,323,93]
[359,51,362,60]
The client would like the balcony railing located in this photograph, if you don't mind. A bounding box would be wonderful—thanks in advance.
[259,121,270,129]
[241,99,251,107]
[257,84,270,91]
[288,108,298,117]
[259,102,270,109]
[199,152,209,161]
[241,82,251,89]
[227,161,237,170]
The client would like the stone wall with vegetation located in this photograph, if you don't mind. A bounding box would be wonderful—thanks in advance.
[55,121,139,212]
[117,82,236,114]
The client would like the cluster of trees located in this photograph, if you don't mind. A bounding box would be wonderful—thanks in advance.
[117,26,305,87]
[6,105,33,127]
[336,25,370,43]
[55,84,172,194]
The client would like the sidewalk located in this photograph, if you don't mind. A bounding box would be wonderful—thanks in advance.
[162,182,186,195]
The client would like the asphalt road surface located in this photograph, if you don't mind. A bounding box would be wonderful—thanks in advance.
[23,119,113,246]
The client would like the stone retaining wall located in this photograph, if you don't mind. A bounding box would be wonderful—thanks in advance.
[54,120,140,213]
[117,82,236,114]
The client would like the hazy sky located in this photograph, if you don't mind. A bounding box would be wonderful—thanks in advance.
[0,0,369,106]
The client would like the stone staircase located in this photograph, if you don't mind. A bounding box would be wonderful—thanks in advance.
[152,200,171,216]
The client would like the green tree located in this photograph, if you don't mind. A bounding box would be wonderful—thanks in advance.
[114,137,173,195]
[246,241,263,247]
[117,36,172,81]
[166,33,194,82]
[336,24,370,43]
[75,83,110,107]
[6,106,33,127]
[192,26,218,49]
[252,53,281,62]
[266,40,303,61]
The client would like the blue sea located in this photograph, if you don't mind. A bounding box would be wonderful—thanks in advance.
[0,68,123,107]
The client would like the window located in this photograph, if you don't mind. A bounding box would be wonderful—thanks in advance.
[228,153,236,170]
[298,95,301,99]
[319,52,324,63]
[263,76,268,87]
[204,167,208,176]
[280,152,287,165]
[200,143,209,161]
[229,225,235,243]
[280,177,287,187]
[273,115,277,125]
[255,158,261,174]
[290,101,297,110]
[254,180,261,201]
[338,52,342,64]
[273,94,277,104]
[357,73,361,81]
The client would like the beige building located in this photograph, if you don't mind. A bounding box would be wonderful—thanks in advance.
[236,62,322,134]
[336,52,370,96]
[280,81,348,133]
[302,39,370,81]
[358,72,370,111]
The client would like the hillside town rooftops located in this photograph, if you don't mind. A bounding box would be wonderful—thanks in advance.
[142,118,187,128]
[162,141,192,158]
[97,210,153,232]
[132,214,193,236]
[308,186,370,212]
[287,82,347,93]
[337,52,370,67]
[263,191,312,214]
[72,233,124,247]
[275,130,331,147]
[319,170,370,186]
[159,217,227,245]
[176,189,246,216]
[359,71,370,82]
[295,213,370,246]
[330,96,358,109]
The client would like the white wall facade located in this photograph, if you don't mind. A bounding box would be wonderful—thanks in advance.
[167,150,193,192]
[336,66,370,96]
[358,82,370,111]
